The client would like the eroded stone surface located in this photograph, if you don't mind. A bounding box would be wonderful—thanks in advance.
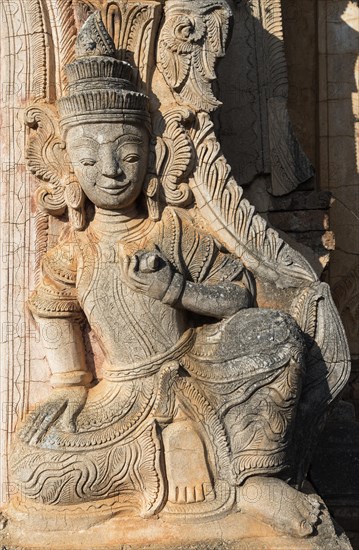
[0,494,353,550]
[0,1,354,549]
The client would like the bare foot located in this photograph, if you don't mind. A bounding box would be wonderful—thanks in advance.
[162,418,213,504]
[238,476,322,538]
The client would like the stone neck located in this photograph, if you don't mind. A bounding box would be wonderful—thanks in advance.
[92,206,144,238]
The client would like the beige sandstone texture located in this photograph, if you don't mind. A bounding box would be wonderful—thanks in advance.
[0,1,357,549]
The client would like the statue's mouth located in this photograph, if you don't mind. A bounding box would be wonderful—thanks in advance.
[97,182,130,195]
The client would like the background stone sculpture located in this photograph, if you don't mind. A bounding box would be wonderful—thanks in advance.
[0,1,358,550]
[215,0,314,195]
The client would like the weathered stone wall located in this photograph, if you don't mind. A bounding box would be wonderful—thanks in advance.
[217,2,358,546]
[283,1,359,547]
[285,0,359,407]
[214,0,359,429]
[284,0,358,372]
[282,0,318,167]
[319,1,359,417]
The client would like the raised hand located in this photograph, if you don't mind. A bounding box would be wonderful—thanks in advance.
[120,249,174,301]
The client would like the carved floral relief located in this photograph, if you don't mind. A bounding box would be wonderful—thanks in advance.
[0,1,352,548]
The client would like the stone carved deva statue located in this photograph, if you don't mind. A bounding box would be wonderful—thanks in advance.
[6,3,350,543]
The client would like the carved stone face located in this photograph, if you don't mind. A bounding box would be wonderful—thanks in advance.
[66,122,149,210]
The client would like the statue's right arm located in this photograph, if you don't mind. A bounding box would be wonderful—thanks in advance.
[20,314,91,443]
[27,232,93,389]
[19,317,90,443]
[18,237,92,442]
[33,315,92,388]
[17,230,94,444]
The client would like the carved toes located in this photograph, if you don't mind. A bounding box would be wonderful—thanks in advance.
[169,483,207,504]
[194,483,205,502]
[293,496,321,537]
[306,494,322,510]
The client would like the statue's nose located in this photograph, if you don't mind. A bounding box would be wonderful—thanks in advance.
[101,155,123,178]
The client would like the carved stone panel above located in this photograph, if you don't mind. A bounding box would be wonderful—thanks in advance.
[215,0,314,194]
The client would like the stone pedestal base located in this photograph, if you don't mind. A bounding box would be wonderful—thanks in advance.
[0,504,352,550]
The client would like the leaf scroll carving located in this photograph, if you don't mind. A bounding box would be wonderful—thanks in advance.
[151,108,195,207]
[158,0,231,112]
[25,103,68,217]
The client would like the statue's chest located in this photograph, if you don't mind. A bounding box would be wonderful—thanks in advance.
[75,238,185,362]
[77,239,152,323]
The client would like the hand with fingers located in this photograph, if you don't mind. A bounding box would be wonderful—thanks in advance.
[18,386,88,446]
[120,249,175,301]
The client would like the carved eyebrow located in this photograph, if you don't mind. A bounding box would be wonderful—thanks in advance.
[71,138,99,149]
[71,136,143,147]
[115,135,143,145]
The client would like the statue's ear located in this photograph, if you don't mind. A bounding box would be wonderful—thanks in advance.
[144,175,161,221]
[63,174,86,230]
[25,103,86,230]
[144,133,162,221]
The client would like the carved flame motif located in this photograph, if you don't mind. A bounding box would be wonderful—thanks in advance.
[25,103,86,231]
[158,0,231,112]
[75,10,117,57]
[101,1,163,93]
[189,112,317,288]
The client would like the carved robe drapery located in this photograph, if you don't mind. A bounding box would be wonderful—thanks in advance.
[0,1,352,548]
[12,207,306,515]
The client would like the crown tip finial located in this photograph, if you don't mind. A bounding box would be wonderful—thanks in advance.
[75,11,117,59]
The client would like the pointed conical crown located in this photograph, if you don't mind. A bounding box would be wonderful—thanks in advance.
[57,11,150,130]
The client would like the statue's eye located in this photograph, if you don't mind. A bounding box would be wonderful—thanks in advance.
[80,159,96,166]
[123,154,140,163]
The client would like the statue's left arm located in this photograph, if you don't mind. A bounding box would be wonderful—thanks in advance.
[173,277,252,319]
[121,207,255,319]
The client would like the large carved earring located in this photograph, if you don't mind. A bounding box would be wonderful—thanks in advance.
[145,176,161,221]
[64,176,86,230]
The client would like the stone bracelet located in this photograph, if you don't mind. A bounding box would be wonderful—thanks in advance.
[161,272,185,306]
[50,370,93,388]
